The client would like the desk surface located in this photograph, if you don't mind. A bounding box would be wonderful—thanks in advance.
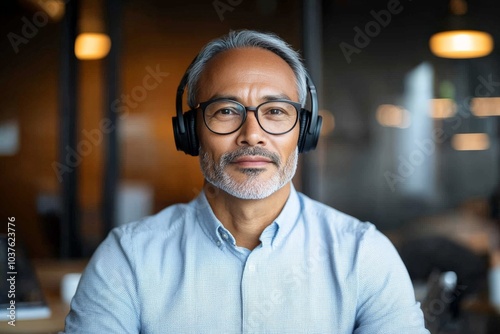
[0,259,87,334]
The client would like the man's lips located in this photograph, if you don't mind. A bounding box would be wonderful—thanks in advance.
[231,155,274,168]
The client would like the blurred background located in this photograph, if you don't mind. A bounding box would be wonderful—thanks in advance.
[1,0,500,332]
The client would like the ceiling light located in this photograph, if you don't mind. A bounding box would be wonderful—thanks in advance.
[430,30,493,59]
[429,98,457,118]
[75,0,111,60]
[429,0,494,59]
[451,133,490,151]
[75,33,111,60]
[470,97,500,117]
[376,104,411,129]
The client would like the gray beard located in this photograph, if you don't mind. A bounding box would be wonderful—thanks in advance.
[200,146,298,200]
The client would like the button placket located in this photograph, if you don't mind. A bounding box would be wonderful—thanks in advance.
[242,250,267,333]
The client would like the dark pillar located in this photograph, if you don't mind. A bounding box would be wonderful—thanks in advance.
[301,0,324,200]
[102,0,122,237]
[59,0,82,258]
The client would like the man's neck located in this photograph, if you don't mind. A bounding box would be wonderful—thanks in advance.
[203,181,291,250]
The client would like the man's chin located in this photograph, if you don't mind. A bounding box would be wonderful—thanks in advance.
[204,176,280,200]
[237,167,266,176]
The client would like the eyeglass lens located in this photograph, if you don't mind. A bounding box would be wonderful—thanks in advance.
[203,100,298,134]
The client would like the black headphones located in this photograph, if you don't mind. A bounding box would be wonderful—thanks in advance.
[172,54,323,156]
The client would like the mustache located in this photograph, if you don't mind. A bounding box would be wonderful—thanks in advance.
[220,147,281,166]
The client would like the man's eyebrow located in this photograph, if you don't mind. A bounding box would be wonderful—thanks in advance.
[261,94,293,101]
[205,93,293,103]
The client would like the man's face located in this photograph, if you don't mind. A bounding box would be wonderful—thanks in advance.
[196,47,300,200]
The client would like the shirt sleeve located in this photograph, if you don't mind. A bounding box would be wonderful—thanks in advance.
[353,226,430,334]
[62,227,141,334]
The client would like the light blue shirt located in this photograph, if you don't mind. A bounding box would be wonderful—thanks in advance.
[63,185,429,333]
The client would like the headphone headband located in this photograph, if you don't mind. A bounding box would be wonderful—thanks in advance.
[175,56,199,135]
[305,72,318,135]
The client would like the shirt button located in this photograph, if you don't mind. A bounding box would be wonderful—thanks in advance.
[221,233,228,240]
[216,240,222,246]
[248,264,256,272]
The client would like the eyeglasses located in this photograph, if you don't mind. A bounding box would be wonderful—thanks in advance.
[198,98,301,135]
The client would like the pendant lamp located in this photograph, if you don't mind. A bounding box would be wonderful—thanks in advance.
[429,0,494,59]
[74,0,111,60]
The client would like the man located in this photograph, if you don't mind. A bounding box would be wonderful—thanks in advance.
[64,30,429,333]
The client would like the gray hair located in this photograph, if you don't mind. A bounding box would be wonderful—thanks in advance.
[186,30,308,108]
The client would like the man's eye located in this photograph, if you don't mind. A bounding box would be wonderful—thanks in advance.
[269,109,284,115]
[218,108,236,115]
[212,108,240,118]
[262,108,287,117]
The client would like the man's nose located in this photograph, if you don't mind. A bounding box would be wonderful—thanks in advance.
[236,111,266,147]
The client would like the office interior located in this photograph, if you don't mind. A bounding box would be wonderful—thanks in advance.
[0,0,500,332]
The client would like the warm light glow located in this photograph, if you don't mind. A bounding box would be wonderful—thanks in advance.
[20,0,65,21]
[471,97,500,117]
[376,104,411,128]
[451,133,490,151]
[75,33,111,60]
[430,98,457,118]
[430,30,494,58]
[40,0,65,21]
[450,0,467,15]
[319,109,335,136]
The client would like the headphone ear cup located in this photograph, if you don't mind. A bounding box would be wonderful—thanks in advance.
[298,109,322,153]
[305,114,322,153]
[298,109,310,153]
[184,109,199,156]
[172,116,186,153]
[172,109,199,156]
[187,110,200,157]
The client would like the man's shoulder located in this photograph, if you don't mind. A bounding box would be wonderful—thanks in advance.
[296,191,375,238]
[112,200,196,238]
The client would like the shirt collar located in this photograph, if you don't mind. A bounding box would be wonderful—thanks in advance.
[270,183,301,247]
[194,183,302,250]
[194,192,227,249]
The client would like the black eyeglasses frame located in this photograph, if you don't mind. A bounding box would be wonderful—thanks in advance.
[197,98,302,136]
